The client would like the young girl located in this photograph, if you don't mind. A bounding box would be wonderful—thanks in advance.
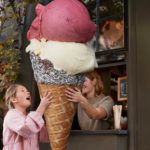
[3,84,52,150]
[65,71,114,130]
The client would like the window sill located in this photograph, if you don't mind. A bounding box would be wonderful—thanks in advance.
[71,129,128,135]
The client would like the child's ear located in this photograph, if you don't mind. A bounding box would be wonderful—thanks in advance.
[10,97,18,104]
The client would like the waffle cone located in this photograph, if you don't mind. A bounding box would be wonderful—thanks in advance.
[38,83,77,150]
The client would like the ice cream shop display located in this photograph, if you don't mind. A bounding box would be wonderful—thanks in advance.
[25,0,97,149]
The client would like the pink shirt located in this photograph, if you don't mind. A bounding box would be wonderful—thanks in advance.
[3,109,49,150]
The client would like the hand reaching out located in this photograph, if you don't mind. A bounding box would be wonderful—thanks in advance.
[65,87,85,103]
[65,87,107,120]
[40,91,53,107]
[37,91,53,115]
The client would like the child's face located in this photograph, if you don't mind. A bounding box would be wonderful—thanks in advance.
[82,77,95,95]
[13,85,31,109]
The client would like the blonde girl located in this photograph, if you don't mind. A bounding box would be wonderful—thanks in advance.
[3,84,52,150]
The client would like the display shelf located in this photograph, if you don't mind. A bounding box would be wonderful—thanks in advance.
[71,129,128,135]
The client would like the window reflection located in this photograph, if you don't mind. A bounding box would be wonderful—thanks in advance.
[99,19,124,50]
[98,0,124,51]
[81,0,126,64]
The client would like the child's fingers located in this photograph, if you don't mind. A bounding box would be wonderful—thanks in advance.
[47,97,53,103]
[44,91,50,97]
[40,91,48,99]
[48,95,53,101]
[43,91,53,99]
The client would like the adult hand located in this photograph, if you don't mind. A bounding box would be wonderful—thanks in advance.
[65,87,83,103]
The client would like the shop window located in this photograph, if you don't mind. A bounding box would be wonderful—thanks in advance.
[72,0,128,130]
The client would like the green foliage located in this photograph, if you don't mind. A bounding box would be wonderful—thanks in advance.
[24,0,42,4]
[0,0,26,104]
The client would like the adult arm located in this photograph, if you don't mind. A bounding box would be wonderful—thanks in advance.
[65,87,112,120]
[78,96,107,120]
[5,91,52,138]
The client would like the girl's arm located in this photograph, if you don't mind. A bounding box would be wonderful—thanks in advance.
[37,91,53,115]
[65,87,107,120]
[4,91,52,138]
[4,110,45,138]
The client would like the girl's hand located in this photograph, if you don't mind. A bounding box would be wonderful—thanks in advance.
[37,91,53,115]
[65,87,83,102]
[40,91,53,108]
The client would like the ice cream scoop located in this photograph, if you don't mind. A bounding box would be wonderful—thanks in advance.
[27,0,96,42]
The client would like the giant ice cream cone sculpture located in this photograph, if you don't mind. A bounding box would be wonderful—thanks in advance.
[38,84,76,150]
[26,0,97,149]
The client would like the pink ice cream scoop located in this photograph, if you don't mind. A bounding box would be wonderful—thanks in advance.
[27,0,96,42]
